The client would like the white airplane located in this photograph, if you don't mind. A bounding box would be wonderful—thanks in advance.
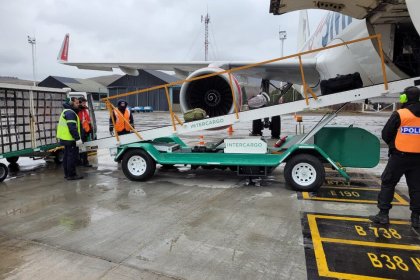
[59,0,420,120]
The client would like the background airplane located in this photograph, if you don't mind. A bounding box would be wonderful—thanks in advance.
[59,0,420,119]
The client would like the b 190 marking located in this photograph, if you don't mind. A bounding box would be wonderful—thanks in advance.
[299,186,409,205]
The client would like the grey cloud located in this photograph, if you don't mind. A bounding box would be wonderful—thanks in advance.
[0,0,326,80]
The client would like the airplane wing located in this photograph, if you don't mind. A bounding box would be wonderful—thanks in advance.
[59,32,319,86]
[269,0,385,19]
[61,59,319,86]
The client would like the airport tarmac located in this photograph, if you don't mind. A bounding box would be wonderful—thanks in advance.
[0,111,418,280]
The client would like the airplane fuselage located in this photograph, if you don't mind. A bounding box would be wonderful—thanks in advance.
[298,11,417,95]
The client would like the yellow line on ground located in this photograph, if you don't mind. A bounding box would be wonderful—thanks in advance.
[394,192,410,206]
[306,214,410,280]
[309,214,410,225]
[320,271,392,280]
[302,194,408,205]
[320,237,420,250]
[325,177,377,182]
[307,215,330,276]
[323,186,380,191]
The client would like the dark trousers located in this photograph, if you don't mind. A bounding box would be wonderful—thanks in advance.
[79,132,90,165]
[378,153,420,214]
[80,152,89,165]
[118,130,130,135]
[63,143,78,178]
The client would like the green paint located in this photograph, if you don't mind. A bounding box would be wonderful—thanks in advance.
[0,143,61,159]
[314,127,380,168]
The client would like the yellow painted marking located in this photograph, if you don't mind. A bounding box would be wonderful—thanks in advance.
[306,213,415,279]
[320,237,420,251]
[325,177,377,182]
[302,189,409,206]
[302,195,408,205]
[307,214,330,276]
[394,192,410,206]
[324,186,380,191]
[309,214,410,225]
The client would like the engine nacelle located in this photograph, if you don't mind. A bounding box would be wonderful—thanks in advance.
[180,67,242,118]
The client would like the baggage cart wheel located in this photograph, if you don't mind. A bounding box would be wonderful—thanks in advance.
[0,163,8,182]
[284,154,325,192]
[122,149,156,181]
[6,156,19,164]
[54,150,64,164]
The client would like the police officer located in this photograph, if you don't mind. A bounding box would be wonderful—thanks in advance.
[109,100,134,136]
[56,97,83,180]
[369,86,420,228]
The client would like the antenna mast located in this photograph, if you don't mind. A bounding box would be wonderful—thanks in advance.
[201,11,210,61]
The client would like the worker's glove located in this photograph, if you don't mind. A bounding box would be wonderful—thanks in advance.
[76,139,83,146]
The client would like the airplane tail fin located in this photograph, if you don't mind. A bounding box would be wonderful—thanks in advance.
[57,33,69,62]
[297,10,310,51]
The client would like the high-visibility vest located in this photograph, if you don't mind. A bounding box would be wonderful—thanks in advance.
[78,109,91,133]
[395,108,420,153]
[114,109,131,132]
[56,109,81,141]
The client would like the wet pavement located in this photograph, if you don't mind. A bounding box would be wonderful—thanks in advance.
[0,111,416,280]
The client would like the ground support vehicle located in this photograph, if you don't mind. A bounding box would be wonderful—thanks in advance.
[79,76,419,191]
[111,109,379,191]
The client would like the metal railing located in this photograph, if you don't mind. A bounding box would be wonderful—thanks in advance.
[102,34,389,142]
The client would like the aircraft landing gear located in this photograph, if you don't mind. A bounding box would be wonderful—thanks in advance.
[251,116,281,138]
[250,79,282,138]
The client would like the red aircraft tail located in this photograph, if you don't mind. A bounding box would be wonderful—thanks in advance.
[57,33,69,62]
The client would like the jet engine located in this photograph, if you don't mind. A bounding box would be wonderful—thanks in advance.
[180,67,242,117]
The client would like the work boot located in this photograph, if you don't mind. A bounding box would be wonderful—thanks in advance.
[411,212,420,229]
[369,210,390,225]
[83,162,93,167]
[67,175,84,180]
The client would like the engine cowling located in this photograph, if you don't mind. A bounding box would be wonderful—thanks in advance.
[180,67,242,117]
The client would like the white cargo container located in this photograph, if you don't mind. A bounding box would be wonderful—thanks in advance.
[0,83,71,181]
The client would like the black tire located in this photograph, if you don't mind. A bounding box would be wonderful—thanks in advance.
[6,156,19,164]
[251,119,263,136]
[0,163,8,182]
[54,150,64,164]
[121,149,156,181]
[270,116,281,139]
[284,154,325,192]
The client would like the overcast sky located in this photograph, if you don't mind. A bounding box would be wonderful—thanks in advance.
[0,0,326,81]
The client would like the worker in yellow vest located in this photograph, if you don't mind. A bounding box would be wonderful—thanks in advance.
[109,100,134,136]
[370,86,420,229]
[56,97,83,180]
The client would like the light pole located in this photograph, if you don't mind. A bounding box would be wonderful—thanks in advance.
[279,29,287,57]
[27,36,37,86]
